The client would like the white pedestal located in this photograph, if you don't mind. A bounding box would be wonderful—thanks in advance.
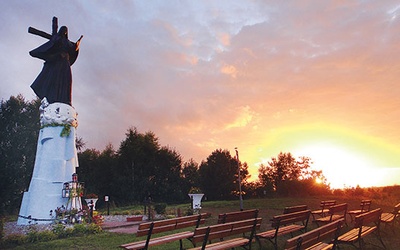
[188,194,204,210]
[18,102,79,225]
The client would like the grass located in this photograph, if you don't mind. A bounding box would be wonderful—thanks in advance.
[2,193,400,249]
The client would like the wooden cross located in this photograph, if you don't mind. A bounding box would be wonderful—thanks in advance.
[28,16,58,39]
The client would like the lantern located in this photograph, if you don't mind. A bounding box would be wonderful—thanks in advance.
[62,182,70,198]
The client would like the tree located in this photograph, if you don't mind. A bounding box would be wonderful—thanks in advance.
[152,146,184,202]
[77,143,118,202]
[258,152,329,196]
[181,159,200,192]
[199,149,248,200]
[0,95,40,215]
[103,127,187,205]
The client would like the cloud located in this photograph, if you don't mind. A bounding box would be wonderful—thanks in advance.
[1,1,400,186]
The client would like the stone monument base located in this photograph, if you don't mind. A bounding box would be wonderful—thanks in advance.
[18,101,79,225]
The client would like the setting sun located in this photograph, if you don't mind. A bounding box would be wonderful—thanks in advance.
[293,143,378,189]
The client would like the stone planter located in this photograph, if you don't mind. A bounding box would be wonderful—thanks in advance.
[85,198,98,210]
[188,193,204,210]
[127,215,143,222]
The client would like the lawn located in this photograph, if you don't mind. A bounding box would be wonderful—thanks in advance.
[2,193,399,249]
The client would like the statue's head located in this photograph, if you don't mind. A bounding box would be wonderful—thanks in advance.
[58,26,68,39]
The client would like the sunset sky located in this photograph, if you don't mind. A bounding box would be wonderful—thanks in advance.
[1,1,400,189]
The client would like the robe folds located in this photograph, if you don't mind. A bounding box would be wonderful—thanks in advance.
[30,34,79,106]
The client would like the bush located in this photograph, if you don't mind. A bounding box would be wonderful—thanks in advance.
[72,223,88,236]
[0,234,27,247]
[26,227,56,243]
[86,223,102,234]
[52,224,70,238]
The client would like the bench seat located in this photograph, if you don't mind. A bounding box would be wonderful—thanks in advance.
[257,210,311,250]
[121,231,194,250]
[257,224,305,239]
[337,225,376,242]
[189,217,262,250]
[315,203,347,227]
[120,213,210,250]
[189,237,250,250]
[285,219,343,250]
[337,208,385,249]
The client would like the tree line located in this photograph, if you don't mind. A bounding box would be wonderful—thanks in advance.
[0,95,330,215]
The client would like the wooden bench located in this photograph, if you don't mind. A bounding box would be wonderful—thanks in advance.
[380,202,400,233]
[188,217,262,250]
[285,219,344,250]
[348,200,372,222]
[315,203,347,227]
[217,209,259,224]
[256,210,311,250]
[283,205,308,214]
[119,213,210,250]
[337,208,385,249]
[311,200,336,221]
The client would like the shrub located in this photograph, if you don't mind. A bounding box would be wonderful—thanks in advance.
[133,210,142,215]
[72,223,88,236]
[1,234,27,247]
[37,230,57,242]
[86,223,102,234]
[26,227,56,243]
[52,224,70,238]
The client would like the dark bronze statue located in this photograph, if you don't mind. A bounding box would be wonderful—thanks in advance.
[29,17,83,106]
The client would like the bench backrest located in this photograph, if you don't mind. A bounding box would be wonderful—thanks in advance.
[217,209,258,224]
[359,200,372,212]
[320,200,336,209]
[392,203,400,214]
[136,213,208,237]
[283,205,308,214]
[271,210,311,228]
[354,208,382,229]
[285,219,344,250]
[191,217,262,248]
[328,203,347,217]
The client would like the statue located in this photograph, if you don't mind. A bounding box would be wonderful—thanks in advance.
[29,17,83,106]
[18,17,82,225]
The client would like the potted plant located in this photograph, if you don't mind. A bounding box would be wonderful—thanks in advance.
[188,187,204,211]
[85,193,99,210]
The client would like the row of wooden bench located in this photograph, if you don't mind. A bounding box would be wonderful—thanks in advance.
[119,202,400,250]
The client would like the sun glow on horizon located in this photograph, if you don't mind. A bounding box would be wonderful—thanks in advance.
[293,143,377,189]
[244,123,400,189]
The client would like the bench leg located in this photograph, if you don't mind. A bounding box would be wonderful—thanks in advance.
[256,236,278,250]
[375,231,386,249]
[179,239,184,250]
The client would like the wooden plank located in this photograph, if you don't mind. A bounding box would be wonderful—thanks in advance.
[217,209,258,223]
[283,205,308,214]
[315,203,347,226]
[285,219,343,250]
[123,231,194,250]
[190,217,261,249]
[257,210,311,249]
[121,213,209,250]
[337,208,385,249]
